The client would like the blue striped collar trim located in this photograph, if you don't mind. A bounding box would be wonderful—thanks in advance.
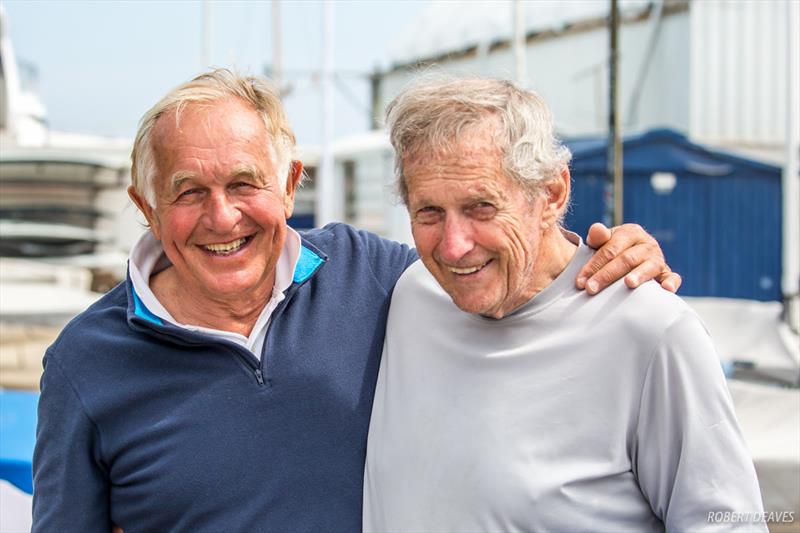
[131,286,163,325]
[293,244,325,283]
[131,243,322,321]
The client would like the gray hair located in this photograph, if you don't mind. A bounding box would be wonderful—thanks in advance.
[131,68,297,207]
[386,76,572,204]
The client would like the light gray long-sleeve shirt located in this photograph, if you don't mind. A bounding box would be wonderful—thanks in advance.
[364,241,765,532]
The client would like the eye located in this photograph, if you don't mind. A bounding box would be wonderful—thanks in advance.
[230,181,261,194]
[415,206,443,224]
[175,188,202,201]
[470,202,496,219]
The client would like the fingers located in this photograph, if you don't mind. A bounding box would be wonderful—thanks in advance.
[577,222,683,294]
[623,258,670,289]
[657,271,682,293]
[576,223,614,289]
[577,222,669,294]
[625,263,681,293]
[584,222,612,249]
[577,222,681,295]
[580,242,656,294]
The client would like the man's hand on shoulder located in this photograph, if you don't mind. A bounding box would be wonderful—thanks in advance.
[576,222,682,295]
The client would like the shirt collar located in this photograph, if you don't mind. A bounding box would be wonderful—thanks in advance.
[128,226,302,327]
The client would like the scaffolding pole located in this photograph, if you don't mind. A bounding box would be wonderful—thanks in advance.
[605,0,623,226]
[316,0,336,227]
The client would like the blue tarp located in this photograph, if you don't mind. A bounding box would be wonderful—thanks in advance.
[563,129,783,302]
[0,390,38,494]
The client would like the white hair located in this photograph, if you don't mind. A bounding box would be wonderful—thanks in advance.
[131,68,298,207]
[386,76,572,204]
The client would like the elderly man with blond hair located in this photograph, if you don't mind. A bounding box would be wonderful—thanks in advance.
[33,70,676,532]
[364,78,765,532]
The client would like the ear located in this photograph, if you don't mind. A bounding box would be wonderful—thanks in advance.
[128,185,161,239]
[541,167,571,227]
[282,160,304,219]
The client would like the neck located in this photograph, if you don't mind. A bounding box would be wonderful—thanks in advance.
[150,267,273,337]
[529,227,578,295]
[486,228,577,320]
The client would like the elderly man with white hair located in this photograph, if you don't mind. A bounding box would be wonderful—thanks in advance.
[364,78,765,532]
[33,70,677,532]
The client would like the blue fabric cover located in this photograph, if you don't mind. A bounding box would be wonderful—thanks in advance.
[0,390,39,494]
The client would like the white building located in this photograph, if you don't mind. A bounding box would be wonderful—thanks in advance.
[323,0,799,301]
[377,0,795,163]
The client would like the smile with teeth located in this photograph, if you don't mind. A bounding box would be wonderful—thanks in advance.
[446,260,491,275]
[202,236,250,254]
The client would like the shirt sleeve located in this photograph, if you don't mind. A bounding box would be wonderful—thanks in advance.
[32,352,111,532]
[633,310,767,532]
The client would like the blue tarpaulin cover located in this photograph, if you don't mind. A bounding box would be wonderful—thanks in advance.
[563,129,782,301]
[0,390,38,494]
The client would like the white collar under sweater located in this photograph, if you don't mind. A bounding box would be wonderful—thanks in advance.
[128,227,301,360]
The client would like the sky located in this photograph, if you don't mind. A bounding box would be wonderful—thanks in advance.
[3,0,430,145]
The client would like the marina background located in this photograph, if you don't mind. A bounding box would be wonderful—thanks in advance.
[1,1,798,531]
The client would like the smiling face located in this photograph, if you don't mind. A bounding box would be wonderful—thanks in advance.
[129,98,301,306]
[405,128,569,319]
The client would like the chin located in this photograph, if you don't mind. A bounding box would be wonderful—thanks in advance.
[451,296,493,316]
[205,276,260,296]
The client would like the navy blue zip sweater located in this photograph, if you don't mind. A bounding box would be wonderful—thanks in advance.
[33,223,417,533]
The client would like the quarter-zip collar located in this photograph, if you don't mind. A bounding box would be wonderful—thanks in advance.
[127,227,303,357]
[126,231,328,340]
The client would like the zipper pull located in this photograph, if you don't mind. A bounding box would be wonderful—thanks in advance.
[254,368,265,385]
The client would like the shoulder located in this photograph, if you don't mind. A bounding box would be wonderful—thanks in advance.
[301,222,415,259]
[606,282,722,393]
[47,282,130,362]
[615,280,695,325]
[39,282,136,413]
[582,277,709,357]
[299,221,353,246]
[300,223,418,292]
[562,242,699,344]
[299,222,380,251]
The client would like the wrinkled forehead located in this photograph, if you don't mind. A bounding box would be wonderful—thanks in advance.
[405,122,504,167]
[150,100,278,167]
[402,150,515,211]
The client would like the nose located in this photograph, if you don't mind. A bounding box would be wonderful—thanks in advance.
[438,216,474,264]
[204,191,242,233]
